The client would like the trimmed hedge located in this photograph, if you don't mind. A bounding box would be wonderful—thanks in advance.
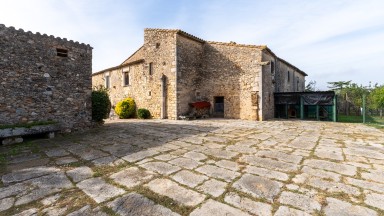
[115,97,136,119]
[91,86,111,122]
[137,108,151,119]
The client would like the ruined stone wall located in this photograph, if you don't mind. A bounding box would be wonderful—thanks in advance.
[0,24,92,131]
[176,34,204,116]
[199,42,263,120]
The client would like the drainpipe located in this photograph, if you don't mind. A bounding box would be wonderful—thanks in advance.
[160,74,166,119]
[174,40,178,119]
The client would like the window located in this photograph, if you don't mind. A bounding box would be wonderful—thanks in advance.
[123,72,129,86]
[271,61,274,74]
[105,75,110,89]
[156,43,160,48]
[149,62,153,75]
[287,71,290,82]
[297,79,299,91]
[56,48,68,57]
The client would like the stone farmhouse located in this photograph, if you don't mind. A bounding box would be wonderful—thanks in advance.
[92,28,307,120]
[0,24,93,132]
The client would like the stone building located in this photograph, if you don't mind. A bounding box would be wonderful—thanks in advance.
[92,28,307,120]
[0,24,93,131]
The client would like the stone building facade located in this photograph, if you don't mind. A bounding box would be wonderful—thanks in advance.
[0,24,93,131]
[92,28,307,121]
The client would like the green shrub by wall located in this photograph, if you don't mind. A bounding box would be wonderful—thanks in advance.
[115,98,136,119]
[137,108,151,119]
[91,86,111,122]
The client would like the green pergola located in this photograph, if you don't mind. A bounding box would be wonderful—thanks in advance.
[274,91,337,122]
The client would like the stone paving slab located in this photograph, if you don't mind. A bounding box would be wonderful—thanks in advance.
[240,155,298,172]
[196,165,240,182]
[168,157,202,169]
[67,205,108,216]
[2,166,60,185]
[196,179,227,197]
[244,165,289,181]
[304,159,357,176]
[55,156,78,165]
[140,161,181,175]
[77,177,125,203]
[255,150,303,164]
[171,170,208,188]
[107,192,180,216]
[145,178,205,206]
[224,192,272,215]
[190,199,250,216]
[345,177,384,193]
[278,191,321,213]
[122,149,159,163]
[110,167,155,188]
[232,174,283,202]
[183,151,207,161]
[15,172,73,206]
[216,160,241,171]
[364,191,384,211]
[66,166,93,183]
[324,197,377,216]
[274,206,311,216]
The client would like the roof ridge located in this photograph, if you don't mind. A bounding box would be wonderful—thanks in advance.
[207,41,267,48]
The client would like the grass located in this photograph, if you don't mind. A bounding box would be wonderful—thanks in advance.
[338,115,384,129]
[338,115,384,124]
[0,120,57,129]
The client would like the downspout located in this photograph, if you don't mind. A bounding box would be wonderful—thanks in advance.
[160,74,166,119]
[175,36,178,120]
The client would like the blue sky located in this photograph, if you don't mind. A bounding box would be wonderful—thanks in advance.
[1,0,384,90]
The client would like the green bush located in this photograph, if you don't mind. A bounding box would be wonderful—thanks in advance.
[115,97,136,119]
[91,86,111,122]
[137,108,151,119]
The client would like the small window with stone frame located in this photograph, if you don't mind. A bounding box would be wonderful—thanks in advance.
[287,71,290,82]
[105,75,110,89]
[123,72,129,86]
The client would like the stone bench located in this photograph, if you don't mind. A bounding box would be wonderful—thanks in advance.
[0,124,60,145]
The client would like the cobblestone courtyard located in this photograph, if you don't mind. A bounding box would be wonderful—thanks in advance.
[1,119,384,216]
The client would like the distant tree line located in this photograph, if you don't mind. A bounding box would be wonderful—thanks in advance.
[326,81,384,118]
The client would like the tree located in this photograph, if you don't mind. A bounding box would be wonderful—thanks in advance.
[327,80,352,92]
[370,85,384,118]
[305,80,317,92]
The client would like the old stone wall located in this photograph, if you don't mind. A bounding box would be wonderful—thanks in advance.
[92,29,178,119]
[0,24,92,131]
[198,42,263,120]
[261,51,276,120]
[176,34,204,116]
[275,59,306,93]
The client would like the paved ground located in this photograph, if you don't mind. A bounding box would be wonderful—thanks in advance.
[1,119,384,216]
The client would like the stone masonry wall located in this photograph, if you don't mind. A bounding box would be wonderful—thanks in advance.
[198,42,263,120]
[261,51,279,120]
[275,59,306,93]
[143,29,178,119]
[176,34,204,116]
[0,24,92,131]
[92,29,178,119]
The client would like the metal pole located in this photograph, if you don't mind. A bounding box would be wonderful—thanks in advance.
[300,96,304,120]
[363,94,366,124]
[333,95,337,122]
